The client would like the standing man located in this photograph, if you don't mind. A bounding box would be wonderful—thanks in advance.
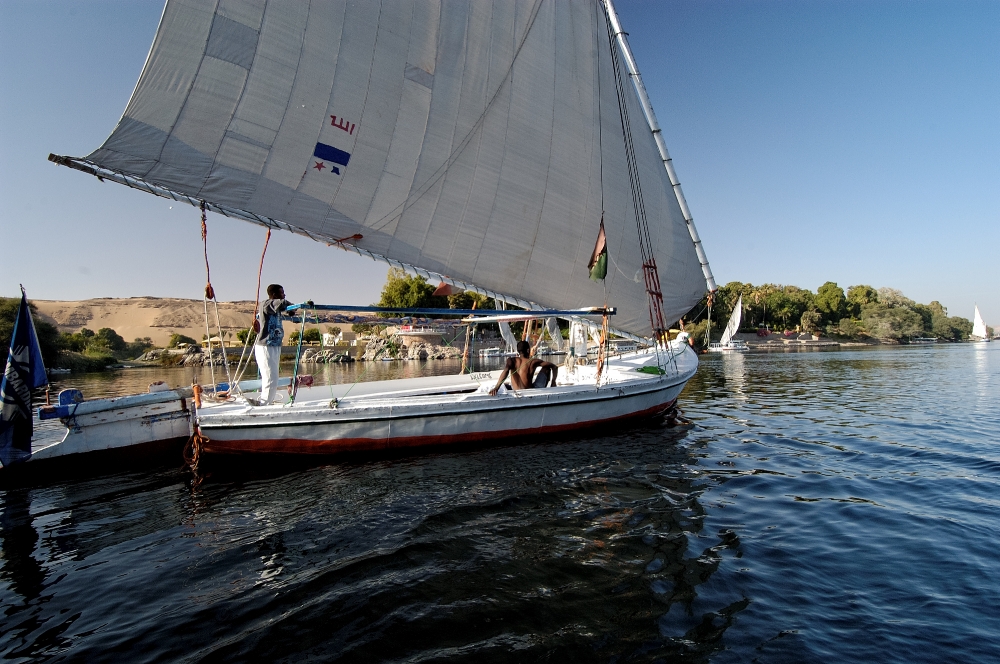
[254,284,292,405]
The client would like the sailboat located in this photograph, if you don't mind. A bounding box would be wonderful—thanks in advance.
[971,305,990,343]
[47,0,716,457]
[708,295,749,352]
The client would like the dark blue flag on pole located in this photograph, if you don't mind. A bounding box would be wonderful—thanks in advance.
[0,287,48,466]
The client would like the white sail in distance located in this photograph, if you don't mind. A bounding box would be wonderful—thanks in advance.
[57,0,709,338]
[972,305,988,340]
[720,294,742,346]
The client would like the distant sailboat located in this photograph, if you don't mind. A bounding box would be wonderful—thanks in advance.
[708,295,749,352]
[971,305,990,342]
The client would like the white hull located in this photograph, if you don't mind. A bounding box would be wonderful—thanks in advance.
[707,341,749,352]
[13,378,284,467]
[195,346,698,456]
[25,390,193,465]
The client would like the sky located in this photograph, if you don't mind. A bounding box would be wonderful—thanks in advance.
[1,0,997,326]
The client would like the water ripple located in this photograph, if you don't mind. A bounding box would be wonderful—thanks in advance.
[1,345,998,662]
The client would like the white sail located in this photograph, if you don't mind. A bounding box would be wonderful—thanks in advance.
[56,0,709,338]
[972,305,988,340]
[720,294,742,346]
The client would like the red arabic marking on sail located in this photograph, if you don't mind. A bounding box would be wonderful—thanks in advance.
[330,115,356,135]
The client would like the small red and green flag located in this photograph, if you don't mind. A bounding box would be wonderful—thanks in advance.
[588,219,608,282]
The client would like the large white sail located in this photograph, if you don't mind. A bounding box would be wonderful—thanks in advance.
[720,294,742,346]
[57,0,709,338]
[972,305,988,340]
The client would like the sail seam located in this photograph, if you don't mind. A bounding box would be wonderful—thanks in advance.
[365,0,546,235]
[150,0,222,177]
[196,0,267,199]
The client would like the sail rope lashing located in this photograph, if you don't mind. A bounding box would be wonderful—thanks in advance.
[198,201,235,394]
[601,5,668,349]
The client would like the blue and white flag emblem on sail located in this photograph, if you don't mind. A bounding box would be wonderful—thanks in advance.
[312,142,351,175]
[0,290,48,467]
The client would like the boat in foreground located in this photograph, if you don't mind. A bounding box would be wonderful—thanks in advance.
[196,345,696,456]
[43,0,719,463]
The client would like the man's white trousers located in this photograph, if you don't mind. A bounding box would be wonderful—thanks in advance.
[254,344,282,404]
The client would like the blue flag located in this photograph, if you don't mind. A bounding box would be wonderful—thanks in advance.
[313,142,351,175]
[0,290,48,466]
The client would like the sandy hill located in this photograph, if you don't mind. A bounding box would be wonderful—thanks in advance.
[32,297,263,347]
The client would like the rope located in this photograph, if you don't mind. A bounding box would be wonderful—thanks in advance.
[199,202,218,389]
[229,229,272,393]
[182,430,210,473]
[251,229,271,333]
[289,304,309,405]
[595,311,609,387]
[196,202,237,390]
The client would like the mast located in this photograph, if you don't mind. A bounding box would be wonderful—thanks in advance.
[602,0,717,293]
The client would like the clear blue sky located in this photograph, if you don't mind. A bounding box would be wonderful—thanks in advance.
[1,0,997,325]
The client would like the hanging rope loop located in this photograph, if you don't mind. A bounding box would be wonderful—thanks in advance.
[200,201,215,300]
[182,430,209,471]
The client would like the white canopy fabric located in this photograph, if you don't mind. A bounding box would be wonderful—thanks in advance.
[78,0,708,337]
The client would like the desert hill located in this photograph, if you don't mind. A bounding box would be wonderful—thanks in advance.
[32,297,270,347]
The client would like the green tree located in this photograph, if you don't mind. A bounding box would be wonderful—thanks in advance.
[289,328,322,344]
[800,310,822,334]
[846,285,878,317]
[910,303,933,334]
[0,297,61,368]
[837,318,862,338]
[236,328,253,344]
[125,337,154,358]
[327,326,342,337]
[764,286,814,329]
[860,303,923,341]
[715,282,754,330]
[815,282,846,325]
[876,287,916,309]
[946,315,973,341]
[168,333,198,348]
[92,327,127,351]
[376,268,448,313]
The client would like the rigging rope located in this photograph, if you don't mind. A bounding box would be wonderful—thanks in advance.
[602,6,668,345]
[229,228,272,392]
[198,201,235,392]
[289,304,309,404]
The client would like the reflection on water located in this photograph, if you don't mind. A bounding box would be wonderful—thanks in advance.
[0,489,43,603]
[2,344,999,661]
[719,352,747,402]
[46,358,501,400]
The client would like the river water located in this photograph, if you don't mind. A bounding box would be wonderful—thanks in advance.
[1,345,997,662]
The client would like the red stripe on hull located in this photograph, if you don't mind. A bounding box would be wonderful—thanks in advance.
[201,399,676,456]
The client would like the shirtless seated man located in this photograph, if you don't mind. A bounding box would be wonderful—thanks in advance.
[489,340,558,396]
